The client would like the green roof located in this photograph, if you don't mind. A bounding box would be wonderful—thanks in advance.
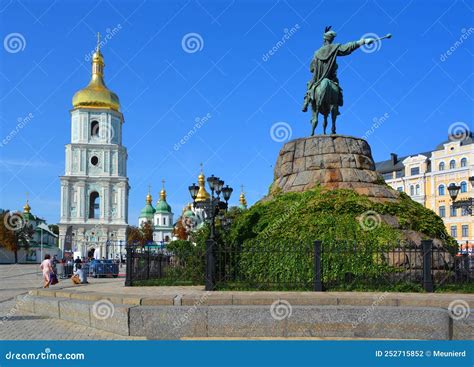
[139,204,155,218]
[155,199,172,213]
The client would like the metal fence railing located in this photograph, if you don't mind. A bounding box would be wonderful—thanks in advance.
[125,240,473,291]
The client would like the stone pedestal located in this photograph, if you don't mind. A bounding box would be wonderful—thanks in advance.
[271,135,399,201]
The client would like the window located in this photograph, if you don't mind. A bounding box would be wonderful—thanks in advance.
[163,217,166,225]
[449,160,456,169]
[460,181,467,193]
[415,184,420,195]
[450,205,457,217]
[89,192,100,219]
[382,172,393,180]
[439,206,446,218]
[410,167,420,176]
[91,120,99,137]
[397,187,403,192]
[462,225,469,237]
[462,207,469,216]
[439,162,445,171]
[438,185,445,196]
[451,226,457,238]
[395,170,403,178]
[91,156,99,166]
[461,158,467,167]
[410,185,414,196]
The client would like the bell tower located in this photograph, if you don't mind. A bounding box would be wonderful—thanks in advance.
[59,34,129,259]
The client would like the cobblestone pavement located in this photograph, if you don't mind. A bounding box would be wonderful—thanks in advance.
[0,264,144,340]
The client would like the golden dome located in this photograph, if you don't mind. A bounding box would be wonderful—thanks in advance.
[146,193,152,205]
[23,200,31,213]
[196,166,210,202]
[72,33,120,111]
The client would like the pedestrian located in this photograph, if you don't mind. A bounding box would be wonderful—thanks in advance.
[72,263,88,284]
[40,254,53,288]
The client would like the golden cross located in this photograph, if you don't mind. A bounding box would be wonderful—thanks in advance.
[96,32,101,51]
[147,185,151,194]
[199,162,203,173]
[241,185,244,194]
[162,179,165,189]
[26,191,29,203]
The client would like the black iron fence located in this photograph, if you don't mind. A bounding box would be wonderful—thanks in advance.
[125,240,473,291]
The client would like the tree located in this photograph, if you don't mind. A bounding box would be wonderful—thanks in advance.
[48,224,59,235]
[127,226,143,245]
[173,218,188,240]
[0,211,34,263]
[141,221,154,244]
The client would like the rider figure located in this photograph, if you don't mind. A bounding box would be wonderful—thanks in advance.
[303,27,374,135]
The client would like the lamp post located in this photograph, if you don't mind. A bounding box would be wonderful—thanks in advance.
[188,174,233,291]
[448,183,473,215]
[188,177,233,240]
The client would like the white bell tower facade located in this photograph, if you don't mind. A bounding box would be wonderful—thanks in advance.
[59,35,129,260]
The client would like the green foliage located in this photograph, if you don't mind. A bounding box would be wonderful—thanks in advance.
[164,239,205,284]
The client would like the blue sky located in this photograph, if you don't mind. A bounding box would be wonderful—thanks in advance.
[0,0,473,224]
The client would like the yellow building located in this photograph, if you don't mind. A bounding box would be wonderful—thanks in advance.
[376,132,473,246]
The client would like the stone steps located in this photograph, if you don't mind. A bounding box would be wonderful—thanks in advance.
[16,291,473,340]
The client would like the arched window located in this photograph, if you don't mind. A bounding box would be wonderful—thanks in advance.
[439,162,445,171]
[89,191,100,219]
[460,181,468,193]
[163,217,166,225]
[461,158,467,167]
[438,185,445,196]
[415,184,420,195]
[91,121,99,137]
[410,185,414,196]
[449,159,456,169]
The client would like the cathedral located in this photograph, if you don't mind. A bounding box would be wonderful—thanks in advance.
[138,181,174,244]
[58,36,129,259]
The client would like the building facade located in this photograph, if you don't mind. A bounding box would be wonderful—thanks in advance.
[376,132,473,246]
[58,38,129,259]
[0,200,60,264]
[138,182,174,244]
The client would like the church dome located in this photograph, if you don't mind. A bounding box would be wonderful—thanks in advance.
[72,37,120,111]
[183,204,195,218]
[155,184,172,214]
[139,192,155,219]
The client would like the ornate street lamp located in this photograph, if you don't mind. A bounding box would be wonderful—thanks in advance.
[188,173,233,291]
[448,183,473,215]
[188,175,233,240]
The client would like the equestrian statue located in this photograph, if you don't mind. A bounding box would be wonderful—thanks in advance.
[302,26,391,135]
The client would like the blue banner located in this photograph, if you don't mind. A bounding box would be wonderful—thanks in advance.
[0,341,473,367]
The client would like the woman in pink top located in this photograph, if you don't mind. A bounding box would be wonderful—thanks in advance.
[40,254,53,288]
